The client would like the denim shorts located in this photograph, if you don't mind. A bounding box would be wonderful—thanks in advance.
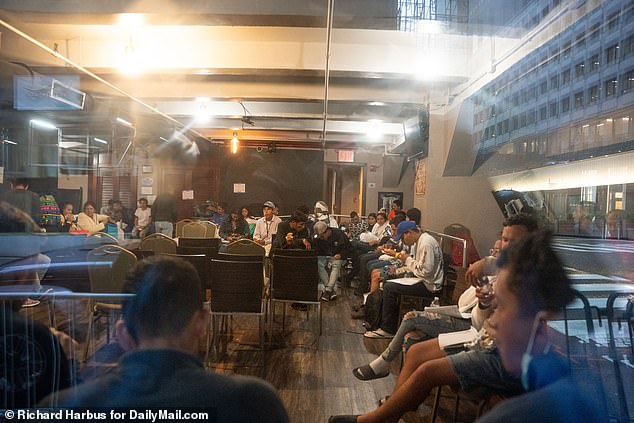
[446,349,523,394]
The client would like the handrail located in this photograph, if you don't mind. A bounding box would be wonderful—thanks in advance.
[426,230,469,268]
[606,292,633,423]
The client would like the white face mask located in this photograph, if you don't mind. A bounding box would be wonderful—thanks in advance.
[520,314,551,391]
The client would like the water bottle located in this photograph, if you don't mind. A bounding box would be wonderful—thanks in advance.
[430,296,440,308]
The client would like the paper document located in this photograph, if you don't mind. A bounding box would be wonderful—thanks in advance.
[386,277,423,286]
[424,305,471,319]
[438,327,478,349]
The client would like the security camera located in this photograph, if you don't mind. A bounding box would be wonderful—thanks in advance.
[256,146,263,152]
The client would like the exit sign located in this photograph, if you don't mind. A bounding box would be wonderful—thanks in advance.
[338,150,354,162]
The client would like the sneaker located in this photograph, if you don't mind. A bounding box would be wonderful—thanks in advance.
[21,298,40,308]
[329,291,338,301]
[363,328,395,339]
[321,290,332,302]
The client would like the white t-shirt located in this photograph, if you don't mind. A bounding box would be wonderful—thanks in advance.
[135,207,152,227]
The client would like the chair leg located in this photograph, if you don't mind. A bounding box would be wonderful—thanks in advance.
[282,303,287,332]
[430,386,442,423]
[259,314,264,351]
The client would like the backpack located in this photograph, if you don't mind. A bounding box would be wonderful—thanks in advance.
[39,194,61,227]
[363,289,383,331]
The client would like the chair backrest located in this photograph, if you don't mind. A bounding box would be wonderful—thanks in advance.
[271,248,314,258]
[177,245,218,258]
[175,219,193,238]
[179,237,221,249]
[157,252,210,295]
[182,222,208,239]
[271,252,319,302]
[87,245,137,294]
[444,265,470,304]
[210,255,263,313]
[224,239,265,256]
[197,221,218,238]
[86,232,119,246]
[140,233,177,254]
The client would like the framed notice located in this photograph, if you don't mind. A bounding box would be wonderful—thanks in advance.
[142,165,153,173]
[233,183,246,193]
[141,187,153,195]
[182,190,194,200]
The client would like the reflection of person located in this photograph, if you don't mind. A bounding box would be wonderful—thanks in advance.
[606,209,624,239]
[48,256,289,423]
[0,177,41,224]
[59,202,77,232]
[0,202,74,407]
[152,189,178,237]
[132,198,152,239]
[572,204,590,235]
[76,201,110,234]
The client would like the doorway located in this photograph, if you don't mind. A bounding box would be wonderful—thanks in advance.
[325,163,365,216]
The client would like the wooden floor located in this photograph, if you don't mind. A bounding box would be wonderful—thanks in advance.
[21,290,482,423]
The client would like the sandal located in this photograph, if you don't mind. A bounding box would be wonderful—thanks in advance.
[352,364,389,381]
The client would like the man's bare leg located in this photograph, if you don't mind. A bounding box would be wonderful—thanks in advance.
[357,356,459,423]
[394,338,446,390]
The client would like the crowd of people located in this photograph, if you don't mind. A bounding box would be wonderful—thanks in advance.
[0,178,607,422]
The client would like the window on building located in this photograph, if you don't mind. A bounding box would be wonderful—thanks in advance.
[540,79,548,94]
[589,22,600,41]
[540,105,548,120]
[520,113,527,128]
[550,75,559,89]
[589,85,599,102]
[527,109,536,125]
[607,11,619,31]
[606,44,619,65]
[623,34,634,58]
[575,62,585,78]
[623,69,634,94]
[512,115,519,130]
[589,53,600,73]
[575,32,586,50]
[562,41,571,59]
[549,102,558,117]
[562,69,571,85]
[605,77,618,97]
[574,91,584,108]
[561,97,570,113]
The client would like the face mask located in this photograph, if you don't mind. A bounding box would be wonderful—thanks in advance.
[520,314,550,391]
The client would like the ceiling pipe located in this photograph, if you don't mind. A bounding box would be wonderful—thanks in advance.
[0,17,206,141]
[321,0,335,149]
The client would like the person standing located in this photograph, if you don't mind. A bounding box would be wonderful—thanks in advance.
[0,177,41,224]
[152,189,178,237]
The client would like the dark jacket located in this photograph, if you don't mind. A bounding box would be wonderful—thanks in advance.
[46,349,289,423]
[151,193,177,222]
[219,216,250,239]
[272,220,310,251]
[312,227,353,259]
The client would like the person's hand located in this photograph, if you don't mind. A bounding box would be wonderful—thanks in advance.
[397,252,409,262]
[49,327,80,360]
[333,253,342,260]
[254,238,265,245]
[475,285,495,306]
[303,239,312,250]
[382,248,397,257]
[466,259,487,286]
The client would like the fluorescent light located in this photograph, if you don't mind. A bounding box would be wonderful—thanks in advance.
[116,117,133,127]
[369,101,385,106]
[30,119,57,130]
[195,97,210,103]
[160,136,169,143]
[117,13,144,28]
[94,137,108,145]
[366,119,383,141]
[231,132,239,154]
[2,139,17,145]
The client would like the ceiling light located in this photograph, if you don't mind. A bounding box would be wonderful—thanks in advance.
[94,137,108,145]
[1,139,17,145]
[416,20,443,34]
[366,119,383,141]
[195,97,210,103]
[116,117,134,127]
[30,119,57,130]
[117,13,144,28]
[369,101,386,106]
[160,136,169,143]
[195,103,212,124]
[196,69,212,75]
[231,131,239,154]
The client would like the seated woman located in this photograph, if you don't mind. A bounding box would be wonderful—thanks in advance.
[219,208,250,241]
[76,201,110,234]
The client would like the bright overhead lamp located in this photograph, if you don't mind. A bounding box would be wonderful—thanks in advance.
[94,137,108,145]
[116,117,134,127]
[231,131,239,154]
[160,136,169,143]
[30,119,57,130]
[366,119,383,141]
[117,13,144,28]
[1,139,17,145]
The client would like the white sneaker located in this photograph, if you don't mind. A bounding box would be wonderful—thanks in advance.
[363,329,395,339]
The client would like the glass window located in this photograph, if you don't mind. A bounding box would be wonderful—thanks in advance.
[562,69,571,85]
[589,53,600,73]
[540,105,548,120]
[575,91,584,108]
[549,102,558,117]
[550,75,559,89]
[589,85,600,102]
[606,44,619,65]
[623,69,634,94]
[575,62,585,78]
[604,77,618,97]
[561,97,570,113]
[607,11,619,31]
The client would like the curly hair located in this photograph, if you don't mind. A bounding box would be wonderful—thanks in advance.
[503,213,538,233]
[497,230,573,316]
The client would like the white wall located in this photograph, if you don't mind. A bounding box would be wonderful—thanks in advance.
[57,174,88,206]
[413,103,504,257]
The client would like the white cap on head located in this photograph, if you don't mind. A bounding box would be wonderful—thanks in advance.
[263,201,276,209]
[314,201,329,213]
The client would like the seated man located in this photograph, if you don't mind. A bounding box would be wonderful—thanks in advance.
[346,211,368,240]
[272,211,311,251]
[47,256,289,422]
[352,238,502,381]
[253,201,282,248]
[313,221,353,302]
[364,220,444,339]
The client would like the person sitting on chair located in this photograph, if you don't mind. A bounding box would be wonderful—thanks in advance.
[272,211,311,251]
[47,255,289,423]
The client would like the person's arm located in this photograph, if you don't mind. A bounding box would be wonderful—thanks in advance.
[465,256,497,285]
[252,219,264,242]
